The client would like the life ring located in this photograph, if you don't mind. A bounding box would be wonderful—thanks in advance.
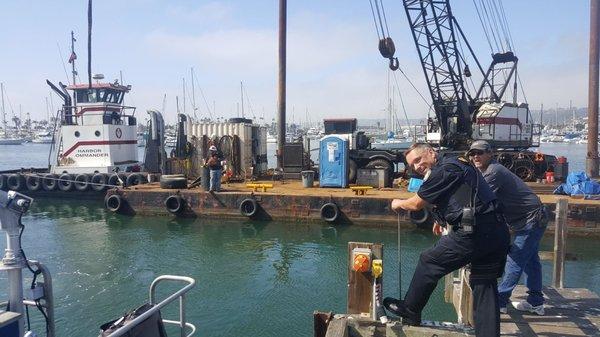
[126,173,147,186]
[74,174,91,191]
[42,174,58,191]
[534,152,544,162]
[0,174,6,191]
[25,175,42,191]
[57,173,74,192]
[105,194,123,212]
[408,208,432,226]
[90,173,108,192]
[165,195,185,214]
[7,174,25,191]
[239,198,258,217]
[320,202,340,223]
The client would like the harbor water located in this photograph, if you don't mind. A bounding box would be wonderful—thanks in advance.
[0,142,599,337]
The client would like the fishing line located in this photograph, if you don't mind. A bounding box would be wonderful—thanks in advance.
[397,212,402,298]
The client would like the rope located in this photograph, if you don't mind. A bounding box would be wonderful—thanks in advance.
[397,66,433,113]
[391,71,413,137]
[397,212,402,298]
[472,0,494,53]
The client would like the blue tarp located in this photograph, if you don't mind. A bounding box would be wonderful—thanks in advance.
[553,171,600,198]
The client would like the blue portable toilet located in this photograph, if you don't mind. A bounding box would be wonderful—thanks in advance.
[319,135,349,187]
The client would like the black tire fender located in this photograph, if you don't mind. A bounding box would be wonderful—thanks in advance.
[126,173,147,186]
[42,174,58,191]
[107,174,121,187]
[239,198,258,217]
[25,175,42,191]
[348,159,357,184]
[0,174,7,191]
[91,173,108,192]
[160,174,188,189]
[74,174,91,191]
[7,174,25,191]
[105,194,123,212]
[165,195,185,214]
[408,208,433,227]
[320,202,340,222]
[57,173,74,192]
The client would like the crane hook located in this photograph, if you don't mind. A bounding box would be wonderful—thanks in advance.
[389,57,399,71]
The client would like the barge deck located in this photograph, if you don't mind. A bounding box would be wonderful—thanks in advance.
[106,180,600,236]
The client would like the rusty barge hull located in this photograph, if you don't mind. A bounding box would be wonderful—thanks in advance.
[105,181,600,236]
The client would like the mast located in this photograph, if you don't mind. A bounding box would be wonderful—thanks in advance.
[182,78,186,115]
[70,31,77,85]
[276,0,287,169]
[191,67,197,119]
[1,83,6,139]
[240,81,245,118]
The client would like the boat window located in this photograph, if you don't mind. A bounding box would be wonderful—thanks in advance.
[76,89,99,103]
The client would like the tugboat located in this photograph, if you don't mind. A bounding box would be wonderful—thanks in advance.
[0,76,159,195]
[47,74,141,174]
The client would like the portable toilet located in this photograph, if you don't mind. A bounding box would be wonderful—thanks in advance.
[319,135,349,187]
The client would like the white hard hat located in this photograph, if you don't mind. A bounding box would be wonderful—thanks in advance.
[209,145,217,151]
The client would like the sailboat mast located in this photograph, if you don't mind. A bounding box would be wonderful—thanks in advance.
[1,83,6,138]
[191,67,197,119]
[240,81,245,118]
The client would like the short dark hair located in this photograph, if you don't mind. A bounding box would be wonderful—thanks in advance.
[404,143,434,157]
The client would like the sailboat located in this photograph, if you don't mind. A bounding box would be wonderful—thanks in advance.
[0,83,24,145]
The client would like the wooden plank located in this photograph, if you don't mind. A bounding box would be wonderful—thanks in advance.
[347,242,383,316]
[553,198,568,288]
[500,286,600,336]
[313,311,334,337]
[324,317,348,337]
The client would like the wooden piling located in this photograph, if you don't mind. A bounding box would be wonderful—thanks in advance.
[553,198,568,288]
[347,242,382,316]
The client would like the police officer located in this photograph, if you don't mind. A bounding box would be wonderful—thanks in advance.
[385,143,510,337]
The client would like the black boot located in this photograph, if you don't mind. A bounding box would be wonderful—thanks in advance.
[383,297,421,326]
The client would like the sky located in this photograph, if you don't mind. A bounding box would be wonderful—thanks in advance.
[0,0,592,124]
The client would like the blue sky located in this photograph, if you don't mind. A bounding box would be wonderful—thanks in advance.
[0,1,591,124]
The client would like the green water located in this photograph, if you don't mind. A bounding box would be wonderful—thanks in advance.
[2,199,600,336]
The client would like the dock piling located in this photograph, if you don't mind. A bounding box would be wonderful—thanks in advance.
[553,198,569,288]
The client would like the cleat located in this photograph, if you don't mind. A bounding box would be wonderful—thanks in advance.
[511,301,544,316]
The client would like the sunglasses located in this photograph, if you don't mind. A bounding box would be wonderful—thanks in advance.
[468,150,485,156]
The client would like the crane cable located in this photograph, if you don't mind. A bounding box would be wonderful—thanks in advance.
[369,0,399,71]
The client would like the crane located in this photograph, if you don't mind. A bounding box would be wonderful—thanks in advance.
[401,0,535,151]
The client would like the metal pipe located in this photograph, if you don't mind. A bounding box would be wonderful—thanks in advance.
[276,0,287,169]
[588,0,600,177]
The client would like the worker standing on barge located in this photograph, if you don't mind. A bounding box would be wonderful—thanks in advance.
[468,140,548,315]
[207,145,223,192]
[385,143,510,337]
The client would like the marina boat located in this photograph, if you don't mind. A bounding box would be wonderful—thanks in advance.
[46,75,142,174]
[30,130,54,144]
[266,132,277,143]
[0,83,25,145]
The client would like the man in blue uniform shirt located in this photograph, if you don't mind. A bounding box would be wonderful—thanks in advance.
[468,140,548,315]
[385,143,510,337]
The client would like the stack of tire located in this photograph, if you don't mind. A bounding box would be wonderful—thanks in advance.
[0,172,149,193]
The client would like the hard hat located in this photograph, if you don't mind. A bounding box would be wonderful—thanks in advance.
[209,145,217,151]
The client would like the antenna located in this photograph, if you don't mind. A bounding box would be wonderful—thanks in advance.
[87,0,93,88]
[70,31,77,85]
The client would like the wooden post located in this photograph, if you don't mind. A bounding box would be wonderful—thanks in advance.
[347,242,383,316]
[553,198,568,288]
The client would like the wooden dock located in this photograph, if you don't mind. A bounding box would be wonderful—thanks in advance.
[318,286,600,337]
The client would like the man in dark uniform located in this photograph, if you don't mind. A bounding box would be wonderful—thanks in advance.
[384,143,510,337]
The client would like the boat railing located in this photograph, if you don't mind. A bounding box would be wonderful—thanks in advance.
[106,275,196,337]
